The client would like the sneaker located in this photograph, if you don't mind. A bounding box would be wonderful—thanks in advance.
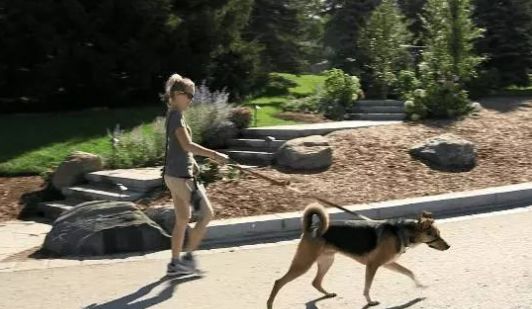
[182,252,200,272]
[166,260,195,277]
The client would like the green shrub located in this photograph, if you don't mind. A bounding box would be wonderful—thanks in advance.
[318,68,362,120]
[396,70,422,100]
[106,119,166,169]
[282,95,320,113]
[405,83,474,120]
[229,107,253,129]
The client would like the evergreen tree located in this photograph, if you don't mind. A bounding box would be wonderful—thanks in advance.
[323,0,380,74]
[473,0,532,86]
[246,0,323,73]
[358,0,412,98]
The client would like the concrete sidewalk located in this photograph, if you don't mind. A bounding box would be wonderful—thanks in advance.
[0,207,531,309]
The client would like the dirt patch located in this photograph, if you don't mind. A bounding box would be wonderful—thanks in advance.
[203,97,532,218]
[0,176,44,222]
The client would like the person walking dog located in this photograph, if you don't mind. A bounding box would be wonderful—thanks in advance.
[162,73,229,277]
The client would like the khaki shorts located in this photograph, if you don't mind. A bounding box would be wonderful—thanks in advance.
[164,175,213,220]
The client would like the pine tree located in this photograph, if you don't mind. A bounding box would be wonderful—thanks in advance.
[323,0,380,74]
[473,0,532,86]
[358,0,412,98]
[246,0,323,73]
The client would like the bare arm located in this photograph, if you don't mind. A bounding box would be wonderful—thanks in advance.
[174,127,228,162]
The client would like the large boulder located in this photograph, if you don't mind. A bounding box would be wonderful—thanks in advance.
[274,135,333,170]
[43,201,170,256]
[144,206,200,235]
[409,134,476,170]
[52,151,103,190]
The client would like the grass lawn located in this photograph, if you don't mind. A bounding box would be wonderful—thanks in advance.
[0,72,325,175]
[0,107,164,176]
[245,73,325,127]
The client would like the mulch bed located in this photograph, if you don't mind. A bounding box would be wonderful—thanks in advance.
[203,97,532,218]
[1,97,531,222]
[0,176,44,222]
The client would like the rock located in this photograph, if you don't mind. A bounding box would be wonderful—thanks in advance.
[144,206,199,235]
[203,121,238,149]
[52,151,103,190]
[409,134,476,170]
[274,135,333,170]
[43,200,170,256]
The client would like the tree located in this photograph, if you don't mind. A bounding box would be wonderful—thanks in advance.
[473,0,532,87]
[397,0,427,43]
[246,0,324,73]
[358,0,412,98]
[406,0,484,118]
[0,0,264,112]
[420,0,483,86]
[323,0,380,74]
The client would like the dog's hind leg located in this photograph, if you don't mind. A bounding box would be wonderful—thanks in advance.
[267,239,321,309]
[384,262,426,288]
[312,253,337,298]
[363,263,381,306]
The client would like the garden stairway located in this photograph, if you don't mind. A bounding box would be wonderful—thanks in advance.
[37,168,163,220]
[345,100,406,121]
[221,114,402,166]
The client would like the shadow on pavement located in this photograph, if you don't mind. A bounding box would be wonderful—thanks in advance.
[305,295,337,309]
[385,297,426,309]
[83,275,201,309]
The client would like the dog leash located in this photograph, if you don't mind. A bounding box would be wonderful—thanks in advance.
[207,158,372,221]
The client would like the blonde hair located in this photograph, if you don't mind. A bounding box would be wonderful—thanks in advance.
[163,73,195,106]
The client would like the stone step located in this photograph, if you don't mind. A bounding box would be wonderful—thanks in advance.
[228,138,286,150]
[37,199,81,220]
[356,100,404,107]
[346,113,406,121]
[62,184,145,201]
[86,167,163,192]
[349,105,404,113]
[220,149,274,166]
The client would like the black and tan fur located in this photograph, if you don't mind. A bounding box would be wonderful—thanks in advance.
[267,203,450,308]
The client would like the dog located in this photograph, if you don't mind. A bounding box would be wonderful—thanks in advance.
[267,203,450,308]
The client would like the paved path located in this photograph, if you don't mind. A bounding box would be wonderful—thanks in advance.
[0,220,50,262]
[1,207,531,309]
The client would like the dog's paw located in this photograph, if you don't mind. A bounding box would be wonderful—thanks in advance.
[325,293,337,298]
[367,300,380,306]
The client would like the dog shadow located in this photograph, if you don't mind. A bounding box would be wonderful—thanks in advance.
[362,297,426,309]
[305,296,426,309]
[83,275,200,309]
[305,295,337,309]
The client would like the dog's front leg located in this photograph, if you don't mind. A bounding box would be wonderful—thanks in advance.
[384,262,426,288]
[363,263,380,306]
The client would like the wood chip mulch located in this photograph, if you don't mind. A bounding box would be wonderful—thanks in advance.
[204,97,532,218]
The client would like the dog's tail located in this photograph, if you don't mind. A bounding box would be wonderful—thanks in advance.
[302,203,329,237]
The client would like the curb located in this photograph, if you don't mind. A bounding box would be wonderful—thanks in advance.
[202,182,532,247]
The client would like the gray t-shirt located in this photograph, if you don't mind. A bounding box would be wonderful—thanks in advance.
[164,109,194,178]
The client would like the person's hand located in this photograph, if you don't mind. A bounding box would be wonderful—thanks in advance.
[212,152,230,165]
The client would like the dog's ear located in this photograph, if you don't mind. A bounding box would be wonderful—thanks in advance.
[420,211,433,219]
[417,211,434,230]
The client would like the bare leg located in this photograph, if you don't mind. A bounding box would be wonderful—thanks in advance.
[267,239,321,309]
[171,196,191,259]
[384,262,426,288]
[312,253,336,297]
[363,263,380,306]
[185,186,214,252]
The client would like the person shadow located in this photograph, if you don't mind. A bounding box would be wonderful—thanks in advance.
[305,296,426,309]
[83,275,201,309]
